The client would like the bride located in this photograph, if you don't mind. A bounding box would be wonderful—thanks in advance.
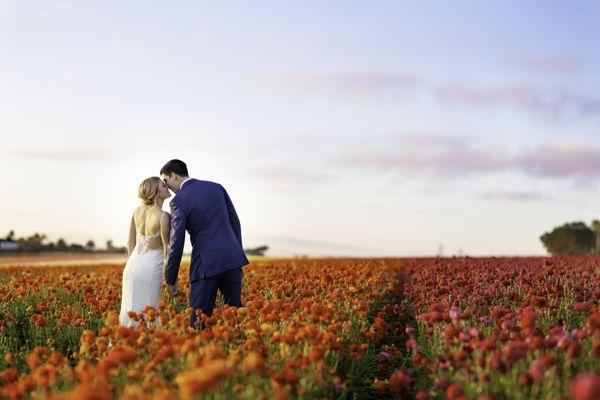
[119,177,172,328]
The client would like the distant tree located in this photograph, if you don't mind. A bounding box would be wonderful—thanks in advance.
[540,222,595,255]
[591,220,600,254]
[244,245,269,256]
[25,233,47,252]
[56,238,68,251]
[86,240,95,251]
[106,240,114,251]
[69,243,84,251]
[6,230,15,241]
[114,245,128,254]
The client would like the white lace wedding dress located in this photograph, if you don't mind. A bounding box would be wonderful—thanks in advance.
[119,231,164,328]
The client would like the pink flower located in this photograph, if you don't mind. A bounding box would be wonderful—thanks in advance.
[376,352,390,363]
[468,327,483,339]
[458,332,471,343]
[449,306,461,322]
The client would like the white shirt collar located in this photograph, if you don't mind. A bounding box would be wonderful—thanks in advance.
[180,177,193,189]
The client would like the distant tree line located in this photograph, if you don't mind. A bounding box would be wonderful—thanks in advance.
[3,230,270,257]
[540,221,600,255]
[1,230,127,253]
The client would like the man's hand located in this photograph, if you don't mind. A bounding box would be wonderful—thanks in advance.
[167,278,180,296]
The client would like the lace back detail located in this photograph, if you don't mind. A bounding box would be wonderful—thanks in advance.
[136,231,161,255]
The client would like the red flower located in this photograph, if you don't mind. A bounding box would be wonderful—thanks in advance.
[389,367,414,394]
[571,373,600,400]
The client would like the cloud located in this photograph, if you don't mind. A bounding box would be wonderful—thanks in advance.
[245,163,338,185]
[340,148,508,175]
[266,71,420,99]
[514,143,600,178]
[266,68,599,119]
[1,146,125,162]
[392,132,466,148]
[479,190,551,202]
[508,55,582,74]
[434,83,600,118]
[337,135,600,180]
[338,134,508,176]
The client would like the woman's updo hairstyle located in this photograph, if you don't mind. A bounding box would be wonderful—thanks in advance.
[138,177,161,206]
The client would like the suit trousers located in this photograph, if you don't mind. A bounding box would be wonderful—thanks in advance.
[189,267,243,328]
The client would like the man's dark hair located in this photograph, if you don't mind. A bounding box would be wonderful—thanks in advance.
[160,159,189,177]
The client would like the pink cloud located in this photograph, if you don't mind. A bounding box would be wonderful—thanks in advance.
[338,136,600,179]
[267,71,420,98]
[267,69,599,118]
[338,136,508,176]
[509,55,582,74]
[435,84,600,118]
[515,143,600,178]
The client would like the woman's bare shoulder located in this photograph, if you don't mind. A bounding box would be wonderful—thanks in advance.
[132,206,142,218]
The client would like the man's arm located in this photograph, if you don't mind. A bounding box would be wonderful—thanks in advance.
[221,185,242,247]
[164,200,185,286]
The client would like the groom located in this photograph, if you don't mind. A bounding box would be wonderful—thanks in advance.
[160,159,249,328]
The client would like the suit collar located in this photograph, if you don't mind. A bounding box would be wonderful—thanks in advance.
[180,177,193,190]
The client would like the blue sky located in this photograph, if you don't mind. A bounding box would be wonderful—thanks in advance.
[1,1,599,256]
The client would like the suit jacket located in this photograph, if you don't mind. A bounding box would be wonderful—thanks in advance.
[164,179,249,284]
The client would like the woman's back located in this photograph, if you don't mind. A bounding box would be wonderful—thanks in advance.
[133,205,164,252]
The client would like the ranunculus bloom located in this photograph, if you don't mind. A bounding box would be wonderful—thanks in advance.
[571,373,600,400]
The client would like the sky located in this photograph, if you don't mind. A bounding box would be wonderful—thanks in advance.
[1,0,599,256]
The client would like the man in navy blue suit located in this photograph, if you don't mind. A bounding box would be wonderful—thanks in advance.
[160,159,249,328]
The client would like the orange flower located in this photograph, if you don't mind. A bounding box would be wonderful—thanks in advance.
[26,353,41,369]
[175,359,233,398]
[127,311,140,321]
[104,311,119,327]
[4,352,14,365]
[0,368,18,384]
[65,382,113,400]
[242,352,265,373]
[271,366,300,385]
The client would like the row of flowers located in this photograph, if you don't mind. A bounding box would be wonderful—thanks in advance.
[398,256,600,400]
[2,256,597,399]
[0,258,405,399]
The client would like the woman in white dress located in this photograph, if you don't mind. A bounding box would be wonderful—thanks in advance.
[119,177,171,328]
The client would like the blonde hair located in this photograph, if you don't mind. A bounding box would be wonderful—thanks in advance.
[138,177,161,206]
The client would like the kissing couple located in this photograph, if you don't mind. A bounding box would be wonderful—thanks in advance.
[118,159,249,329]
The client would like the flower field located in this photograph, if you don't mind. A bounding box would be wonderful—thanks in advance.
[0,256,598,399]
[401,257,600,400]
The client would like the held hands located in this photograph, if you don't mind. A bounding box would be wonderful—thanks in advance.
[167,278,180,296]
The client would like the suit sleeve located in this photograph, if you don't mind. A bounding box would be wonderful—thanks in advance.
[165,200,186,285]
[222,186,243,247]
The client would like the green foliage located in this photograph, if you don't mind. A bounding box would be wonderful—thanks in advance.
[540,221,595,255]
